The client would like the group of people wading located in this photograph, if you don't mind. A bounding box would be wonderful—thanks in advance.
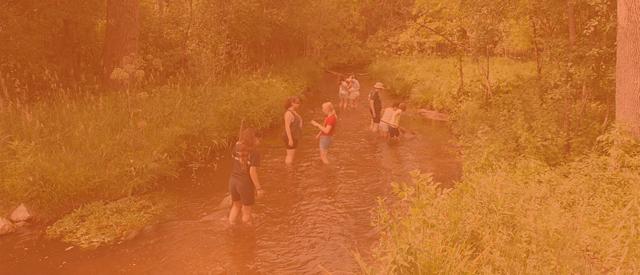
[227,74,406,225]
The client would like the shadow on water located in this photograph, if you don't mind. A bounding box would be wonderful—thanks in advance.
[0,71,461,274]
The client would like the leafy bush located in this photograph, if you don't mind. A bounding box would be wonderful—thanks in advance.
[46,195,173,248]
[368,56,608,167]
[364,56,632,273]
[0,62,320,219]
[371,131,640,273]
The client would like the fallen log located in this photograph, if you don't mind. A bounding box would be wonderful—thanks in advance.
[417,109,450,122]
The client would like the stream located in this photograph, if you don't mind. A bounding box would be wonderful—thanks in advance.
[0,71,460,274]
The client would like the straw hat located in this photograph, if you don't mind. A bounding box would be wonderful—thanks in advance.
[374,82,385,89]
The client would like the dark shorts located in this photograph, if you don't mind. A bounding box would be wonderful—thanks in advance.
[229,178,255,206]
[283,136,299,149]
[389,127,400,138]
[371,110,381,123]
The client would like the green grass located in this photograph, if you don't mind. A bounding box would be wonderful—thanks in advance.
[46,194,175,249]
[0,62,320,219]
[368,56,536,112]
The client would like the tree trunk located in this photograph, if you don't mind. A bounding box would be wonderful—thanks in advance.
[457,53,464,93]
[616,0,640,138]
[485,45,492,99]
[530,18,542,79]
[103,0,140,87]
[567,0,577,48]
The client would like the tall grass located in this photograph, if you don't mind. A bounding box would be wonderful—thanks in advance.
[0,62,320,219]
[364,57,638,273]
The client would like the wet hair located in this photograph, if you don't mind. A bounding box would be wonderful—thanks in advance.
[284,96,301,110]
[237,128,259,169]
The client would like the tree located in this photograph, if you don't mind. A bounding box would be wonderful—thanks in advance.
[103,0,140,87]
[616,0,640,138]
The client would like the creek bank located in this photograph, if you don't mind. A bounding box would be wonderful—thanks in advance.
[0,203,34,236]
[37,66,321,249]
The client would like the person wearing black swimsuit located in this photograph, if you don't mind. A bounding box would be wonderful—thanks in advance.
[283,96,302,165]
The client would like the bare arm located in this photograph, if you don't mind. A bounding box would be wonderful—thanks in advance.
[318,125,333,134]
[250,167,261,190]
[311,120,332,134]
[284,112,293,142]
[369,98,375,115]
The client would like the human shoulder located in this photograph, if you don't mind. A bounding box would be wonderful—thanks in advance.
[327,114,337,124]
[249,149,261,167]
[285,110,295,119]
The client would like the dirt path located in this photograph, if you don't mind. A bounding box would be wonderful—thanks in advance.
[0,71,460,274]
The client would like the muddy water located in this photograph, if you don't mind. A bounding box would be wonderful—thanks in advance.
[0,72,460,274]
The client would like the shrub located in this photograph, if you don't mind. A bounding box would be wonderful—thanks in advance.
[371,136,640,274]
[46,195,174,248]
[365,56,630,273]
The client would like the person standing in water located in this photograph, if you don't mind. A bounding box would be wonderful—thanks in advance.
[338,78,350,112]
[380,102,399,139]
[311,102,337,164]
[228,128,264,226]
[283,96,302,165]
[369,82,384,133]
[387,102,407,141]
[348,74,361,110]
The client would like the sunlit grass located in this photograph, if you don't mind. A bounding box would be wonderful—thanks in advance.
[0,63,320,219]
[46,194,175,249]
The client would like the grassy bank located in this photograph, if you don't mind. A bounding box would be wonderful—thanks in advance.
[368,57,536,112]
[365,57,640,273]
[0,62,319,246]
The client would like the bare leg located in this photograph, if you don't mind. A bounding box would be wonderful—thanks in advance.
[228,201,242,225]
[320,149,329,164]
[241,205,253,225]
[371,123,379,133]
[285,149,295,165]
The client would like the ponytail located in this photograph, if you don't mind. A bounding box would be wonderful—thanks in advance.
[237,128,257,169]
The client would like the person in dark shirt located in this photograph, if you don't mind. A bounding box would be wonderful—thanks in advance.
[311,102,337,164]
[228,128,263,226]
[283,96,302,165]
[369,82,384,133]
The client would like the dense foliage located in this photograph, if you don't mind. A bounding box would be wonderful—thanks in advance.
[362,0,640,272]
[0,0,385,101]
[365,55,637,275]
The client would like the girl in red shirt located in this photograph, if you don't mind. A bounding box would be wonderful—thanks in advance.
[311,102,337,164]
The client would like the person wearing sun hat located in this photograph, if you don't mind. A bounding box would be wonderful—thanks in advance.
[368,82,384,132]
